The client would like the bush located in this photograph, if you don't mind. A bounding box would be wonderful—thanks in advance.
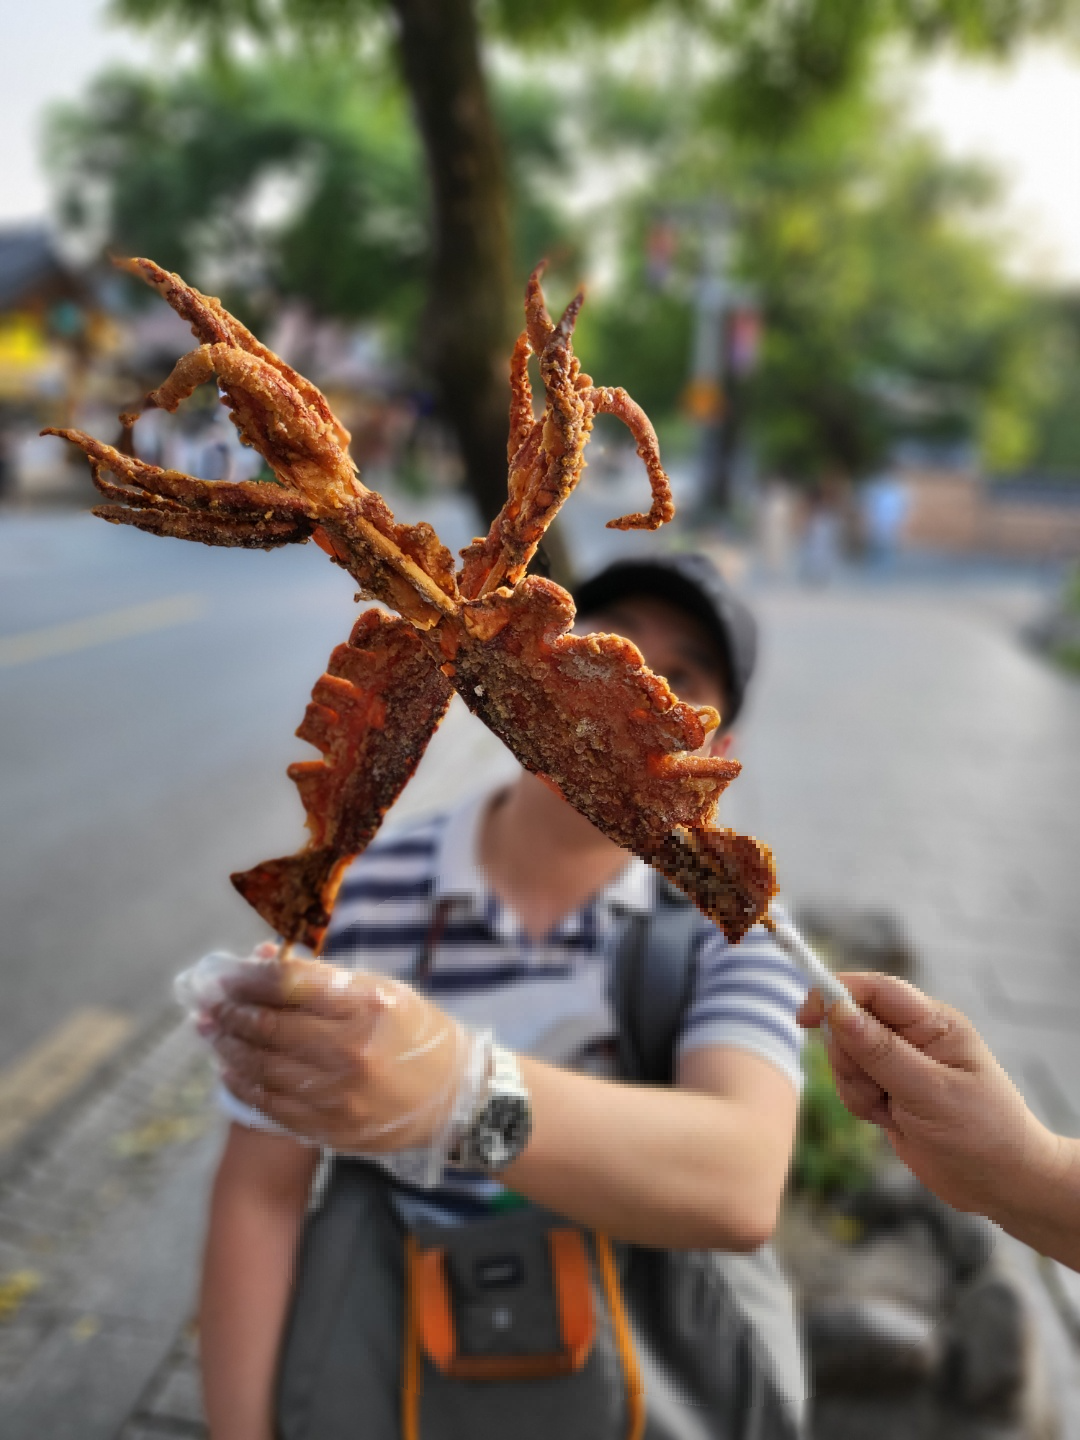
[792,1033,882,1201]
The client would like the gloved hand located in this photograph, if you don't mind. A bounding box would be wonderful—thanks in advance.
[176,946,492,1187]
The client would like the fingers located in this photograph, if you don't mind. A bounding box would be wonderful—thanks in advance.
[212,1029,347,1095]
[222,955,352,1011]
[831,973,983,1072]
[221,955,388,1023]
[826,1036,891,1127]
[221,1067,333,1140]
[211,997,373,1063]
[797,988,828,1029]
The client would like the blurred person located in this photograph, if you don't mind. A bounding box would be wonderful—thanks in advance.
[758,477,796,577]
[861,471,909,562]
[199,554,809,1440]
[799,482,842,585]
[799,976,1080,1271]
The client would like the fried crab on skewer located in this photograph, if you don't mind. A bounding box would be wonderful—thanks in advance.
[45,259,780,960]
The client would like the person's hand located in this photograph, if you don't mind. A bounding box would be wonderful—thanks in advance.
[798,974,1060,1218]
[202,951,489,1175]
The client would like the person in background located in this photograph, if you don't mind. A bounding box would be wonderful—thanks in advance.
[200,553,808,1440]
[799,975,1080,1272]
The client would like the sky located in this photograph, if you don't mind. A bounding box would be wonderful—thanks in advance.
[2,1,1079,283]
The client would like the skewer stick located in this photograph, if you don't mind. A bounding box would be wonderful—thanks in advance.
[762,913,851,1010]
[279,939,294,964]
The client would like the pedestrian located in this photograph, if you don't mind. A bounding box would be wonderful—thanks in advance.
[199,554,809,1440]
[799,975,1080,1271]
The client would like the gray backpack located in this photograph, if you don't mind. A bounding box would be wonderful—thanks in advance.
[275,894,806,1440]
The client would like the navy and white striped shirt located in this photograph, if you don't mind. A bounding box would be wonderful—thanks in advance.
[323,787,805,1084]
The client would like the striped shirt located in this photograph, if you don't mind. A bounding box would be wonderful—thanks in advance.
[221,785,806,1213]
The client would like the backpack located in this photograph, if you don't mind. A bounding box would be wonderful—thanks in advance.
[275,890,806,1440]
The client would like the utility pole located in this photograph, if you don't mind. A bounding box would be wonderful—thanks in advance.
[684,203,733,514]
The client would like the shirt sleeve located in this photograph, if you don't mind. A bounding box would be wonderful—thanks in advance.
[676,922,807,1092]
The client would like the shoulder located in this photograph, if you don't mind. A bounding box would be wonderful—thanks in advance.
[677,919,808,1091]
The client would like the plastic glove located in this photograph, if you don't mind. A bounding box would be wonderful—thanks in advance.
[178,947,492,1188]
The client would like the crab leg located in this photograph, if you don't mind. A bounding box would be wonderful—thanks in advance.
[232,611,453,952]
[459,268,675,599]
[506,331,535,462]
[125,343,363,511]
[587,386,675,532]
[118,257,352,451]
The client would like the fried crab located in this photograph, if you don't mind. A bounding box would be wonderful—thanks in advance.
[45,259,778,955]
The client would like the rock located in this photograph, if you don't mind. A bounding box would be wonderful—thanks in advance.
[806,1296,941,1393]
[942,1274,1031,1419]
[795,903,918,980]
[811,1391,940,1440]
[780,1193,952,1317]
[844,1165,995,1286]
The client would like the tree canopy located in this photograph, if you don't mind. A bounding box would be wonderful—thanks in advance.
[49,0,1080,515]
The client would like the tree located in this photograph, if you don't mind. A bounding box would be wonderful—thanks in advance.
[48,58,427,335]
[108,0,1080,527]
[572,71,1048,490]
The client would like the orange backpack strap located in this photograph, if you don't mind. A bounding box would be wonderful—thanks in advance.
[595,1232,646,1440]
[549,1228,595,1370]
[402,1237,423,1440]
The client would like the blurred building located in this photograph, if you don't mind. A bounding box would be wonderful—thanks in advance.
[0,226,115,501]
[901,461,1080,560]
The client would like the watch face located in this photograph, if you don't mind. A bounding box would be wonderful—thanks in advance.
[476,1093,532,1171]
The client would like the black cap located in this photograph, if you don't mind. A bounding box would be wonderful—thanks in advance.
[572,553,758,726]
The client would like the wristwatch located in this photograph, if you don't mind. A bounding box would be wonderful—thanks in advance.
[450,1044,532,1173]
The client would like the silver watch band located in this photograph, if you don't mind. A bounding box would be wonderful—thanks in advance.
[450,1043,531,1173]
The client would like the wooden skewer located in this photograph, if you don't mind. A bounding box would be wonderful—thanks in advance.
[762,913,851,1010]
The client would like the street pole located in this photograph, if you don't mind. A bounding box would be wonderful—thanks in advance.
[686,204,732,515]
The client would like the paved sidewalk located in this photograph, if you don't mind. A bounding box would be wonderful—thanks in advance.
[2,557,1078,1436]
[0,1015,218,1439]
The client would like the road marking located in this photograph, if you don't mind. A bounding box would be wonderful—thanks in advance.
[0,1008,134,1152]
[0,594,208,669]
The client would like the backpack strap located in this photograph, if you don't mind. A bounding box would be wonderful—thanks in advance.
[611,881,702,1087]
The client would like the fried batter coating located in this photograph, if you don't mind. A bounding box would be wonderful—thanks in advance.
[232,611,453,951]
[50,263,459,627]
[587,386,675,531]
[458,265,675,600]
[119,257,352,451]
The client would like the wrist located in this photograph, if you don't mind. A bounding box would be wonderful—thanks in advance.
[448,1041,532,1174]
[985,1112,1067,1236]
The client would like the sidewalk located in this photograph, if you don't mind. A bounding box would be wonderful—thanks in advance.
[1,556,1079,1437]
[0,1014,217,1439]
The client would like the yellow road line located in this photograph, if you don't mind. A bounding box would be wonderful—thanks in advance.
[0,1009,134,1152]
[0,594,208,669]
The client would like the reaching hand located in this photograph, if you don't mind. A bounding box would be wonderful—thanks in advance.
[798,974,1059,1219]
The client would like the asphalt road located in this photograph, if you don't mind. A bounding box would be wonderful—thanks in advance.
[0,510,374,1070]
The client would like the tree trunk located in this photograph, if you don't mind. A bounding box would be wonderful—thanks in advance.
[389,0,515,530]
